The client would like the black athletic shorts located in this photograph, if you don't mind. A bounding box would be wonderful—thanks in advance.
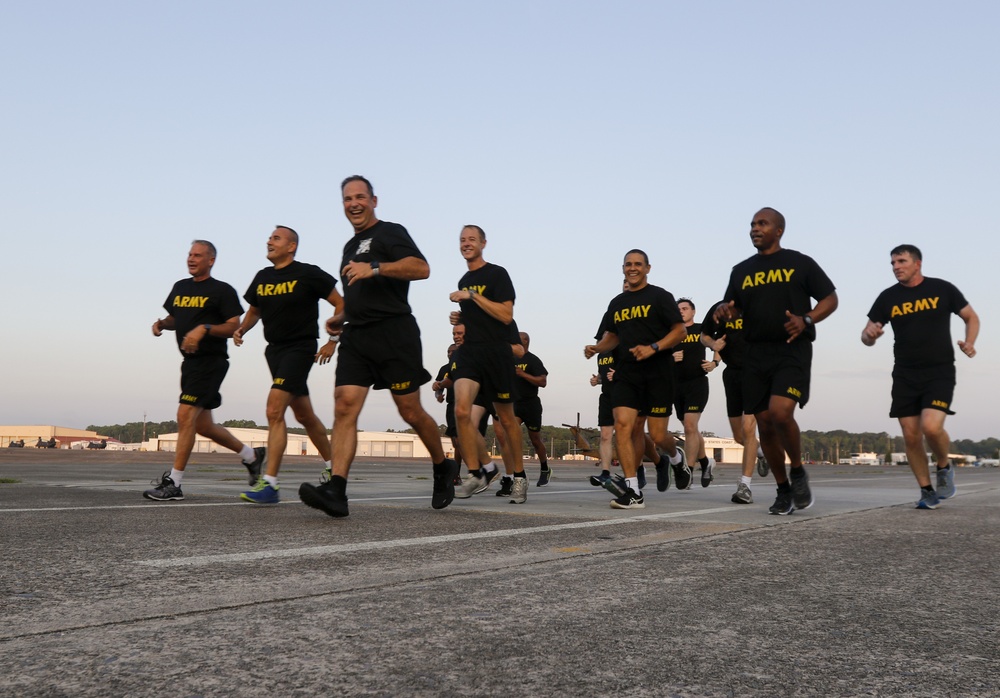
[265,340,316,396]
[674,376,709,418]
[335,315,431,395]
[743,341,812,414]
[597,388,613,427]
[515,397,543,431]
[445,401,457,438]
[610,358,674,419]
[722,365,744,419]
[451,341,515,404]
[890,364,956,418]
[179,355,228,410]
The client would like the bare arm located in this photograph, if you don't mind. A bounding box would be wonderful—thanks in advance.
[631,323,687,362]
[785,291,839,343]
[343,255,430,286]
[584,331,618,359]
[152,315,176,336]
[515,369,547,388]
[449,289,514,325]
[181,315,240,354]
[233,306,261,346]
[957,304,979,357]
[861,319,884,346]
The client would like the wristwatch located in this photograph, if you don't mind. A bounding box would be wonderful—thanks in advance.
[370,260,380,276]
[803,315,814,327]
[651,342,660,352]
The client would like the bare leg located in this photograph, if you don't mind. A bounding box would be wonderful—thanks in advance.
[291,394,332,462]
[613,406,640,478]
[264,388,294,478]
[493,402,523,474]
[392,390,445,463]
[173,404,203,472]
[331,385,369,479]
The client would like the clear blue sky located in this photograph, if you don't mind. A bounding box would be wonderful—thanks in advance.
[3,1,997,441]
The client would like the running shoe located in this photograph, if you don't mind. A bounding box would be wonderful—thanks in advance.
[916,488,940,510]
[320,465,332,483]
[672,450,692,491]
[241,479,280,504]
[701,458,715,488]
[602,474,627,498]
[243,447,266,486]
[756,454,769,477]
[536,466,552,487]
[731,482,753,504]
[936,464,956,499]
[482,466,501,491]
[590,471,612,487]
[789,468,813,510]
[610,487,644,510]
[495,476,514,497]
[456,472,487,498]
[432,458,459,510]
[510,476,528,504]
[299,481,349,518]
[768,488,794,515]
[143,472,183,501]
[655,453,670,492]
[636,465,647,491]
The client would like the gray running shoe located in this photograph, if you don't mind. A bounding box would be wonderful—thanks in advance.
[916,488,940,510]
[510,476,528,504]
[143,472,184,501]
[456,473,487,498]
[731,482,753,504]
[936,464,956,499]
[756,454,769,477]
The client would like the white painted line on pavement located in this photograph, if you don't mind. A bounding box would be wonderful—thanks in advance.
[137,506,737,568]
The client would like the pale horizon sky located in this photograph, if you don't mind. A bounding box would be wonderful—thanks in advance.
[3,2,997,442]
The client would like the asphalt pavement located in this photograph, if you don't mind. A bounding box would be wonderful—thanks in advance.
[2,449,998,697]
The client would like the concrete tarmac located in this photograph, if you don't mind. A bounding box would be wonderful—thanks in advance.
[1,449,998,697]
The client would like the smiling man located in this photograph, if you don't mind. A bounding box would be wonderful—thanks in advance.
[861,244,979,509]
[715,208,838,516]
[233,226,343,504]
[584,249,687,509]
[298,176,458,518]
[144,240,265,502]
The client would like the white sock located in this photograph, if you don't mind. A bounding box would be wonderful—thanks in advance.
[323,460,331,470]
[170,468,184,486]
[239,445,255,463]
[264,474,278,488]
[626,476,640,492]
[757,446,764,458]
[482,461,497,474]
[741,475,752,486]
[669,450,682,465]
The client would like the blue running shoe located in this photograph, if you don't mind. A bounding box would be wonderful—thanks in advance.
[916,489,940,510]
[936,465,956,499]
[241,479,280,504]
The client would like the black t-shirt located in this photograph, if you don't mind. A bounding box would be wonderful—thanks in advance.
[244,261,337,345]
[340,220,426,326]
[701,300,747,369]
[724,248,836,344]
[514,351,548,401]
[434,362,455,404]
[672,322,706,381]
[867,277,969,368]
[593,309,617,391]
[457,262,516,344]
[163,277,244,358]
[602,284,683,366]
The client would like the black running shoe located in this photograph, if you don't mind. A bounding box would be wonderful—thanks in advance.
[610,487,644,509]
[789,467,813,510]
[432,458,459,510]
[243,446,266,486]
[590,471,611,487]
[495,476,513,497]
[143,472,183,501]
[602,474,627,498]
[655,451,670,492]
[672,450,692,491]
[701,458,715,488]
[299,481,349,518]
[536,467,552,487]
[768,488,794,516]
[636,465,647,491]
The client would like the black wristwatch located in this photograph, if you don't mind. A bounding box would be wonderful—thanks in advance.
[651,342,660,353]
[803,315,814,327]
[370,260,380,276]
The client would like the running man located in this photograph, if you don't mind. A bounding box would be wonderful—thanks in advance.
[513,332,551,486]
[715,208,838,515]
[671,297,719,488]
[233,225,344,504]
[861,244,979,509]
[449,224,528,503]
[701,299,765,504]
[144,240,265,501]
[298,176,458,518]
[584,249,687,509]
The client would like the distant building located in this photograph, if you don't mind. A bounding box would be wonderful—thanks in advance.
[0,425,114,449]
